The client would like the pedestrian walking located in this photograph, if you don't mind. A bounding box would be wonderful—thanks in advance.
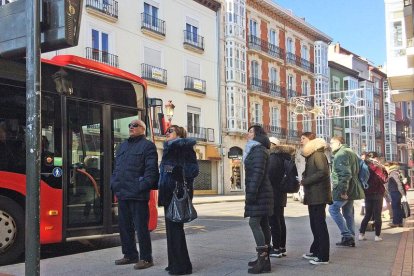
[244,125,273,274]
[300,132,332,265]
[328,136,365,248]
[359,152,388,241]
[267,137,295,258]
[386,162,407,227]
[158,125,199,275]
[111,119,159,269]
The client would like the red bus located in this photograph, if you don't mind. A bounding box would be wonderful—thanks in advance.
[0,55,159,265]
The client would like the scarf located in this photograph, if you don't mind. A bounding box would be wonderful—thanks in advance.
[243,140,261,163]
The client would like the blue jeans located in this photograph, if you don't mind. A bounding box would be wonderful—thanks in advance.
[390,191,403,225]
[328,200,355,238]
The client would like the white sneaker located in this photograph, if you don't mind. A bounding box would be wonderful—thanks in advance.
[374,236,383,242]
[302,253,317,260]
[309,258,329,265]
[358,234,366,241]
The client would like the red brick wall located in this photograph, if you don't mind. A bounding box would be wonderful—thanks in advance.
[260,19,268,41]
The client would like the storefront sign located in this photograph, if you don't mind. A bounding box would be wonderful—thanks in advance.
[151,67,163,81]
[228,146,243,159]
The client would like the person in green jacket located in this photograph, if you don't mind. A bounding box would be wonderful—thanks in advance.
[328,136,365,247]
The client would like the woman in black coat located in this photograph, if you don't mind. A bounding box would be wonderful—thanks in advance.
[267,138,296,258]
[300,132,331,265]
[158,125,199,275]
[244,125,273,274]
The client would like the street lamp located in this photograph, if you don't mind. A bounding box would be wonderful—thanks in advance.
[164,99,175,124]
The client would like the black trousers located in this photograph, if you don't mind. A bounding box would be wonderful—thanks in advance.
[360,197,383,236]
[164,206,192,274]
[118,200,152,261]
[308,204,329,262]
[269,206,286,249]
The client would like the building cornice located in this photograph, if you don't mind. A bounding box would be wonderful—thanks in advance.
[193,0,221,12]
[247,0,332,43]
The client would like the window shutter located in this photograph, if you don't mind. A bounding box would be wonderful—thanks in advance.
[144,47,161,68]
[187,60,200,78]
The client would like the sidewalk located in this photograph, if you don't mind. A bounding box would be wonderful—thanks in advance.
[1,193,413,276]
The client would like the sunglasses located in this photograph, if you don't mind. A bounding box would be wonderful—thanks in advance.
[128,123,142,128]
[166,128,176,134]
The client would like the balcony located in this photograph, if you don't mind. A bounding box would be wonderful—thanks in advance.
[187,127,214,142]
[183,31,204,53]
[263,125,287,139]
[184,76,206,96]
[287,129,302,141]
[286,52,314,73]
[248,35,284,61]
[141,13,166,39]
[85,47,119,67]
[288,89,297,98]
[85,0,118,22]
[375,131,382,139]
[141,64,167,86]
[249,77,285,98]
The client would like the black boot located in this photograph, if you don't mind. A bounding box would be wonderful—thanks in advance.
[248,245,270,268]
[336,237,355,247]
[248,246,271,274]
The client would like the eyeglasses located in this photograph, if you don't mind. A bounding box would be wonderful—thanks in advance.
[128,123,142,128]
[166,128,176,134]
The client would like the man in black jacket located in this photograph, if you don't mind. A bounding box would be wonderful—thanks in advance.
[111,119,159,270]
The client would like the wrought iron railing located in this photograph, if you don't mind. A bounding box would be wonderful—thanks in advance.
[288,89,297,98]
[183,31,204,50]
[187,126,214,142]
[286,52,314,73]
[184,76,206,94]
[269,83,285,98]
[86,0,118,18]
[248,35,284,60]
[141,13,166,36]
[141,63,167,85]
[263,125,287,139]
[85,47,119,67]
[287,129,302,140]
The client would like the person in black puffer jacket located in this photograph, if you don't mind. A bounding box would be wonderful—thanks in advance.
[300,132,331,265]
[244,125,273,274]
[158,125,199,276]
[267,137,296,258]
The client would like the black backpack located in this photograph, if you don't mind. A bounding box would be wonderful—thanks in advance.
[279,159,300,193]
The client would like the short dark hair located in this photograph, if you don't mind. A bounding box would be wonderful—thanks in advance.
[170,125,187,138]
[331,136,345,144]
[367,151,378,159]
[301,132,316,140]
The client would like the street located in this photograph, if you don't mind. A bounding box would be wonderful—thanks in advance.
[2,196,409,275]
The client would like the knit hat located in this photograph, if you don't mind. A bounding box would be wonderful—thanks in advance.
[269,137,280,146]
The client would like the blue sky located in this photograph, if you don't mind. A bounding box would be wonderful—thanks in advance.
[273,0,386,66]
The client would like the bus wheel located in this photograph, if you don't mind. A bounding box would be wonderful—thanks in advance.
[0,196,25,265]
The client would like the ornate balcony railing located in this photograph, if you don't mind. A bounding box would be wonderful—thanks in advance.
[263,125,287,139]
[269,83,285,98]
[187,126,214,142]
[85,47,119,67]
[249,77,285,98]
[86,0,118,18]
[288,89,297,98]
[183,31,204,51]
[141,13,166,36]
[287,129,302,141]
[286,52,314,73]
[184,76,206,94]
[141,63,167,85]
[248,35,284,60]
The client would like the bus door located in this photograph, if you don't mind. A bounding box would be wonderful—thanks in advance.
[66,99,105,233]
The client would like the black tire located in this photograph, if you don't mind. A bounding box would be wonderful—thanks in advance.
[0,196,25,265]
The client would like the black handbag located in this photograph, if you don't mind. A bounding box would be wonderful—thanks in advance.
[165,167,197,223]
[401,201,411,218]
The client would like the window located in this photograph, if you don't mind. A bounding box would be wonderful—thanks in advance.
[287,74,294,90]
[392,21,402,48]
[144,47,161,67]
[286,37,293,53]
[269,29,277,45]
[270,68,277,84]
[302,80,309,95]
[251,60,259,79]
[0,0,15,5]
[187,106,201,134]
[271,106,280,127]
[91,29,109,62]
[144,2,159,27]
[301,45,308,60]
[302,115,311,132]
[249,19,258,37]
[186,23,198,44]
[253,103,262,124]
[187,60,200,78]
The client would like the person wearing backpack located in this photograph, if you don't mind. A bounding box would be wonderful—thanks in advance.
[300,132,332,265]
[329,136,365,248]
[267,137,297,258]
[358,152,388,242]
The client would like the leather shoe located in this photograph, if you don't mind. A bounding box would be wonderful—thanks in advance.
[134,260,154,270]
[114,257,138,265]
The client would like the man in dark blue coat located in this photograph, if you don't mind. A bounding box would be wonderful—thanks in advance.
[111,119,159,270]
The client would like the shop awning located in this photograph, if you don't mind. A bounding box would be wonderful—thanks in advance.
[206,145,221,160]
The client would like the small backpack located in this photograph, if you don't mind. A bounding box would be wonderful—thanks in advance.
[358,157,370,190]
[279,159,300,193]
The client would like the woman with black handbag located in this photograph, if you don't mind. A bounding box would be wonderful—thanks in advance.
[158,125,199,275]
